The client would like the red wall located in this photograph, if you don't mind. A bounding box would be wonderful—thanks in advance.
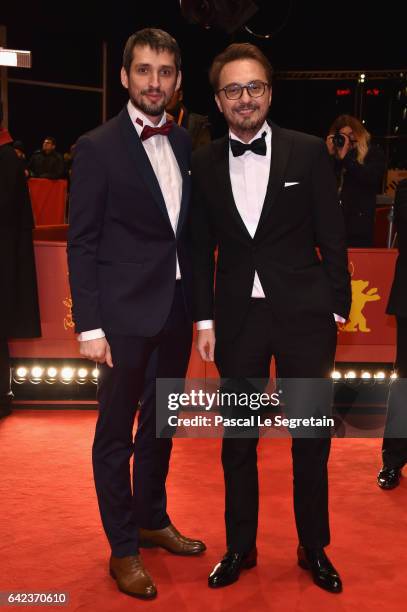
[9,243,397,369]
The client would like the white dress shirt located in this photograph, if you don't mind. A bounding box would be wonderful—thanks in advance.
[197,122,270,331]
[78,101,183,341]
[229,122,271,298]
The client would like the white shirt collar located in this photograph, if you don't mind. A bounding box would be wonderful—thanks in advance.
[127,100,167,138]
[229,120,270,144]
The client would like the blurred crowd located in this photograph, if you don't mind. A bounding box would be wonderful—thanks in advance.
[9,109,387,248]
[12,136,75,180]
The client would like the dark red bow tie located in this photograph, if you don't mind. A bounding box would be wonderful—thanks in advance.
[140,121,173,141]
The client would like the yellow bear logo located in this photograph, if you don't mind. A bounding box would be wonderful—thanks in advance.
[63,297,74,331]
[341,280,380,333]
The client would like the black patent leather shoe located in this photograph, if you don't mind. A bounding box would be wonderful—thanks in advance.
[377,466,402,490]
[208,548,257,588]
[297,545,342,593]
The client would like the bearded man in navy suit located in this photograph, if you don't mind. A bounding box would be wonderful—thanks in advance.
[67,28,205,600]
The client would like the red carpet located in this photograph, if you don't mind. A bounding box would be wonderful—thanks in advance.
[1,410,406,611]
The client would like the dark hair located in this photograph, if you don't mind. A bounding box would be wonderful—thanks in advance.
[13,140,25,152]
[209,43,273,91]
[44,136,56,146]
[122,28,181,76]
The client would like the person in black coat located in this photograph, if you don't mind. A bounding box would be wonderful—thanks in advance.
[0,112,41,418]
[326,114,385,247]
[28,136,65,179]
[378,178,407,489]
[191,43,351,594]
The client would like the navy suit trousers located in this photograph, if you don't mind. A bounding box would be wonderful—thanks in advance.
[92,283,192,557]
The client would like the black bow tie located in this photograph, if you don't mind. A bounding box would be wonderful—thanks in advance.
[230,131,267,157]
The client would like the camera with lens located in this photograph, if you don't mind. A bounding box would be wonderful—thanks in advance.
[332,132,346,149]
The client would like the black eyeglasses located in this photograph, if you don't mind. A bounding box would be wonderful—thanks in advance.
[217,80,269,100]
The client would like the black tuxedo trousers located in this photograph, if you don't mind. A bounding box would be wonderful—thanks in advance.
[92,283,192,557]
[215,299,337,552]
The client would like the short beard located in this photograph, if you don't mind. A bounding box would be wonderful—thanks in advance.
[236,116,263,132]
[130,89,168,118]
[136,98,166,117]
[230,103,267,134]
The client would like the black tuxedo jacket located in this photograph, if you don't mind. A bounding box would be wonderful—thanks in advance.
[387,179,407,316]
[190,123,351,340]
[67,107,192,336]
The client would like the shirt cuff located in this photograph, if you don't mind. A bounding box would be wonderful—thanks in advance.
[78,328,105,342]
[196,320,214,330]
[334,313,346,324]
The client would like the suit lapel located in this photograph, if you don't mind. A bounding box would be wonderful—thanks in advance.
[118,108,172,228]
[256,123,293,231]
[213,135,253,240]
[167,128,190,237]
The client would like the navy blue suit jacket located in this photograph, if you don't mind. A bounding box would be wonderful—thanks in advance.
[67,106,192,336]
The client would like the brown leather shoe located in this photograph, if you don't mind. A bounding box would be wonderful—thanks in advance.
[139,524,206,556]
[109,555,157,599]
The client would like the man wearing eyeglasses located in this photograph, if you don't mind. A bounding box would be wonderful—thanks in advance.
[190,43,351,593]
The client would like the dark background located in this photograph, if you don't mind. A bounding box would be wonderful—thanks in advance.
[1,1,406,165]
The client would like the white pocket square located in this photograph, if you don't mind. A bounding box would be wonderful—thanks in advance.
[284,181,300,187]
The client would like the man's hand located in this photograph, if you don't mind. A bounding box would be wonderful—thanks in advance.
[196,328,216,362]
[79,337,113,367]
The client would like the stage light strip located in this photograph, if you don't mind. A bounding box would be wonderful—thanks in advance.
[12,365,98,384]
[12,364,398,384]
[330,369,398,380]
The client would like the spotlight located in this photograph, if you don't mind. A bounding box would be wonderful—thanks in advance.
[390,372,398,379]
[77,368,89,385]
[90,368,99,385]
[374,371,386,380]
[14,366,28,384]
[30,366,44,384]
[60,367,74,383]
[331,371,342,379]
[345,370,357,379]
[361,371,372,379]
[45,367,58,384]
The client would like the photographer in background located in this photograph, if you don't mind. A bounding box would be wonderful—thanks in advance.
[326,115,385,247]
